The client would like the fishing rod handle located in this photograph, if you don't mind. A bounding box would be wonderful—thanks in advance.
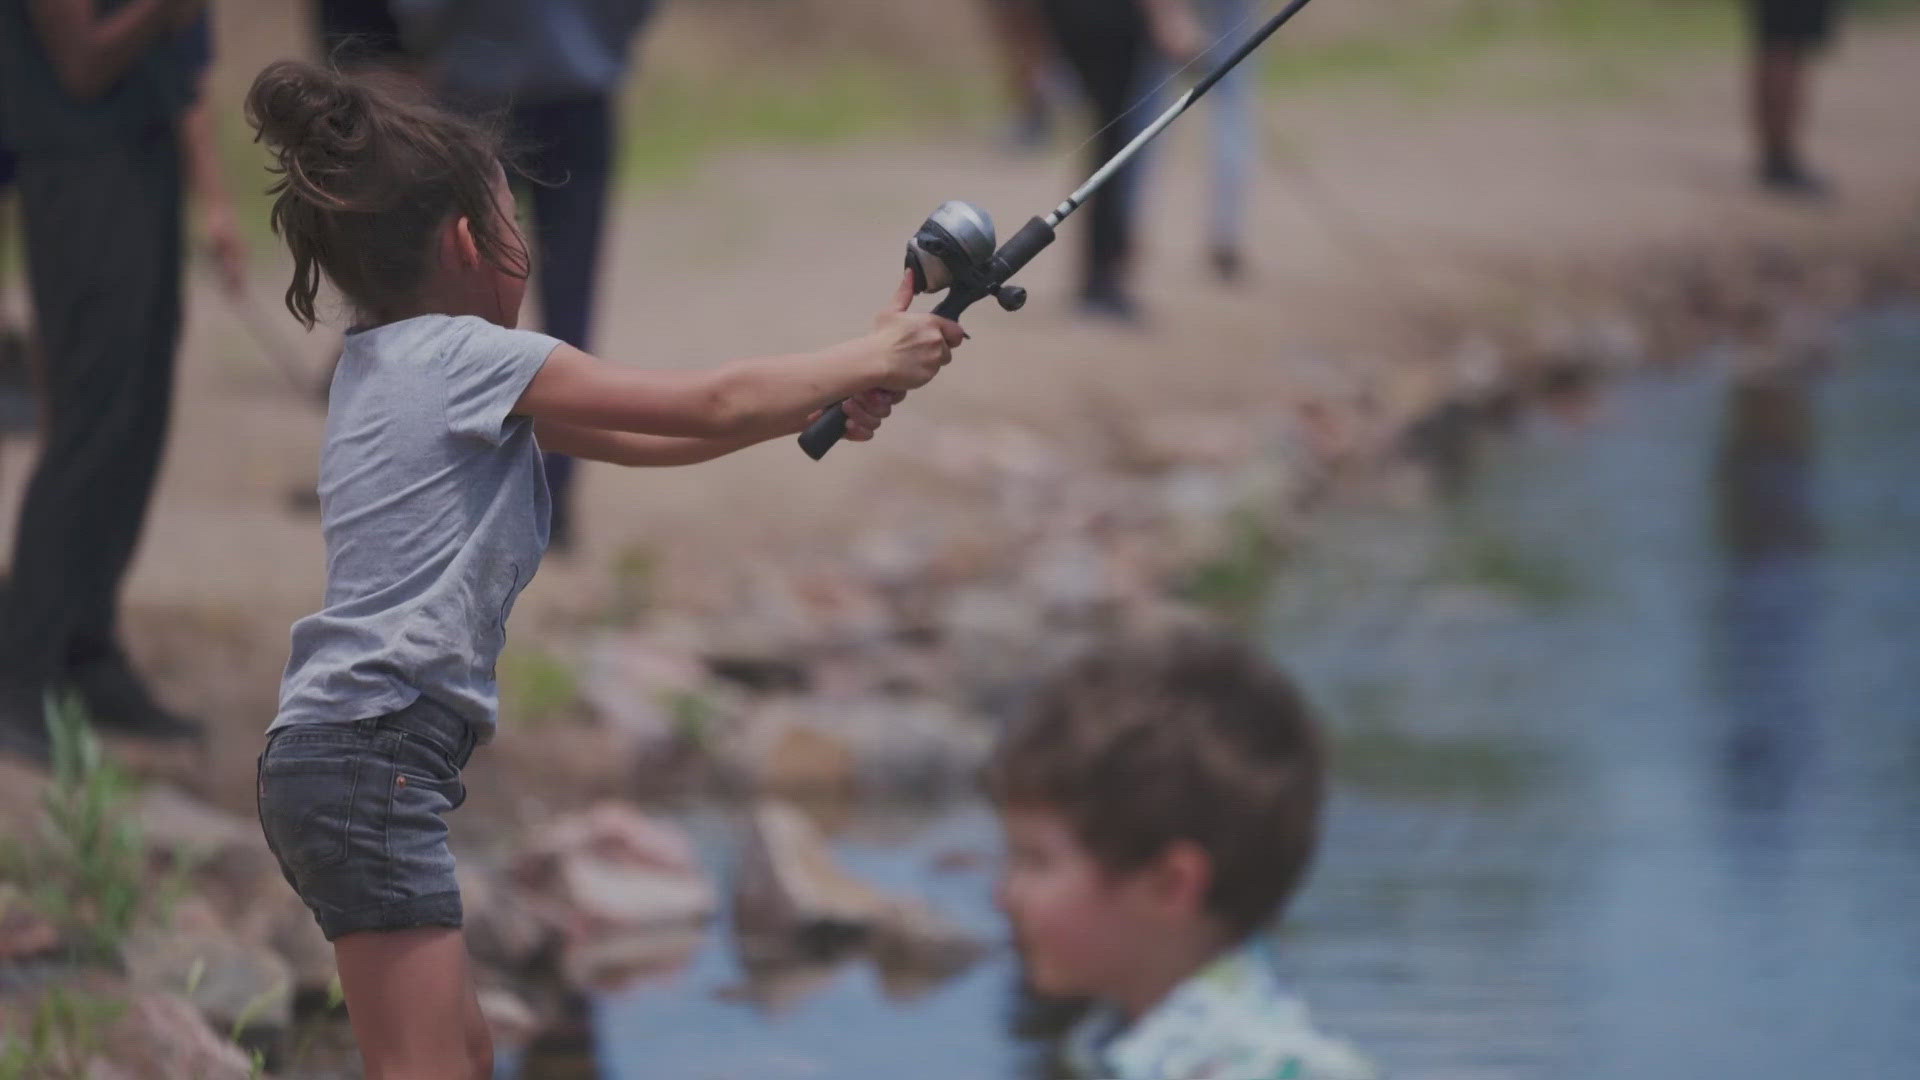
[798,289,984,460]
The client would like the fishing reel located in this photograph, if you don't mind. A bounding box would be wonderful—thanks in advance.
[799,200,1057,459]
[904,200,1028,314]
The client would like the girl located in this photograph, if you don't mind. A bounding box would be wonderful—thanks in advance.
[245,60,961,1079]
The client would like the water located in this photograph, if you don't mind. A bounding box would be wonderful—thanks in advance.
[559,315,1920,1080]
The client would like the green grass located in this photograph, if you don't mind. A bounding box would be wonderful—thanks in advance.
[606,543,661,626]
[616,63,992,186]
[1262,0,1920,100]
[1177,508,1289,621]
[0,694,150,960]
[1262,0,1741,97]
[0,987,125,1080]
[1333,726,1542,804]
[498,646,583,726]
[1432,530,1581,606]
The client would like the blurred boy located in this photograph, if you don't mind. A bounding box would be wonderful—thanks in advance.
[988,633,1376,1080]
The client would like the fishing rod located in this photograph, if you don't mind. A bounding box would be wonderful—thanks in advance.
[800,0,1322,460]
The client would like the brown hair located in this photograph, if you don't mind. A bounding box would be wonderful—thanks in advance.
[985,633,1327,938]
[245,60,527,328]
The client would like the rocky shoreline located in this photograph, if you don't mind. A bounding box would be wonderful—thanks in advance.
[2,222,1916,1076]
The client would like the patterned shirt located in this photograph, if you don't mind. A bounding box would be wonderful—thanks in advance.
[1063,937,1379,1080]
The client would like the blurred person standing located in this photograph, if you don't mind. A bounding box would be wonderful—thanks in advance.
[397,0,659,554]
[1037,0,1202,322]
[1201,0,1257,281]
[1748,0,1841,196]
[0,0,239,762]
[978,0,1060,150]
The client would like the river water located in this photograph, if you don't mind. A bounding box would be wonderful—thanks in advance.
[533,313,1920,1079]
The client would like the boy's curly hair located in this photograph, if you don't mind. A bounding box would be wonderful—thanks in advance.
[986,632,1327,938]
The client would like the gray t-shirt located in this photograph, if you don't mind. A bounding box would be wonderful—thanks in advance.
[273,314,561,742]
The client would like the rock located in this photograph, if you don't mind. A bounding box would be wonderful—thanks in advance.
[723,697,992,797]
[236,890,335,1003]
[459,866,553,973]
[132,787,275,910]
[872,902,986,979]
[806,645,956,700]
[734,800,983,990]
[1,977,257,1080]
[506,803,716,991]
[0,756,49,834]
[734,801,891,942]
[730,715,857,795]
[121,924,292,1041]
[579,632,713,747]
[557,925,704,992]
[494,717,649,790]
[909,422,1069,491]
[940,587,1044,648]
[476,986,542,1049]
[1018,536,1151,626]
[1097,409,1259,475]
[1448,334,1507,403]
[96,986,258,1080]
[718,955,853,1015]
[0,883,61,961]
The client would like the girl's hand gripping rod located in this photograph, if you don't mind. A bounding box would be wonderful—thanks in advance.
[800,0,1321,460]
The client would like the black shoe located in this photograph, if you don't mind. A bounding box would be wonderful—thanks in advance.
[1759,156,1832,200]
[0,680,52,766]
[67,650,203,741]
[1210,246,1245,284]
[1078,286,1143,326]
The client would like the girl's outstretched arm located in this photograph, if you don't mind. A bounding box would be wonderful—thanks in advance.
[534,391,900,467]
[511,272,959,441]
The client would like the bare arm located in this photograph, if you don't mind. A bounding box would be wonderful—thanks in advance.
[515,340,880,441]
[534,421,772,468]
[180,70,246,296]
[27,0,198,101]
[513,275,959,441]
[534,387,900,468]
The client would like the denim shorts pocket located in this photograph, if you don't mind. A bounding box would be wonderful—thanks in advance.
[259,733,366,876]
[390,732,466,810]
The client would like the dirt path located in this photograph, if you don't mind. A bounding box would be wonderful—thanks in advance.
[3,21,1916,810]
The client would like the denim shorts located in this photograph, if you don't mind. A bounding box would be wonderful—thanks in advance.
[256,697,476,941]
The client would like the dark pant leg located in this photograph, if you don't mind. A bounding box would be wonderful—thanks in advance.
[3,135,183,679]
[1039,3,1149,294]
[511,96,615,546]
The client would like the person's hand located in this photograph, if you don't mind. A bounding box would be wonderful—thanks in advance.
[836,389,903,442]
[1148,1,1206,65]
[869,269,964,392]
[201,202,247,298]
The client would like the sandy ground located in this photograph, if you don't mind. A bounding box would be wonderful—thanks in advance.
[2,17,1917,812]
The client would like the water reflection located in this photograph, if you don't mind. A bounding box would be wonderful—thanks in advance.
[1711,373,1821,819]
